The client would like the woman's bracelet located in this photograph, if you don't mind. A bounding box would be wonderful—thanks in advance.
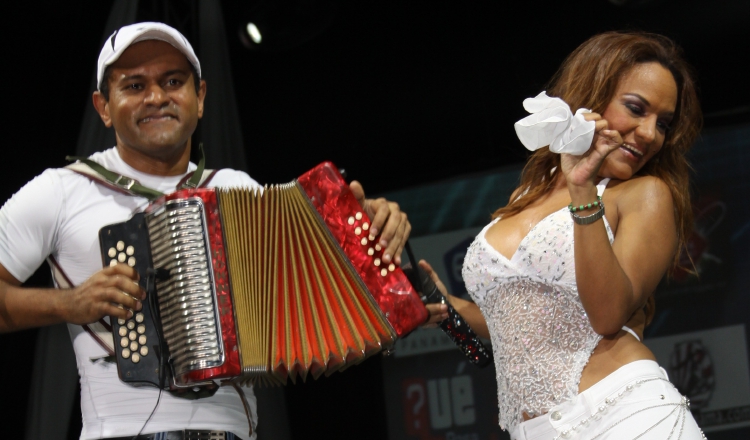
[570,197,605,225]
[568,196,602,213]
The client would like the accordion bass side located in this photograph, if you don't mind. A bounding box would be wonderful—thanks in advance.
[99,162,427,388]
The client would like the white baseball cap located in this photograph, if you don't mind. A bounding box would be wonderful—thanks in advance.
[97,22,201,91]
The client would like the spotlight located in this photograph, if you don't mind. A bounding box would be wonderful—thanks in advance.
[238,0,337,52]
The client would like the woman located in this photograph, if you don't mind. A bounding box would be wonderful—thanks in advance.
[422,32,706,439]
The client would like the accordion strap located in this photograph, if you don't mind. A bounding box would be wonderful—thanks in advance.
[65,144,214,200]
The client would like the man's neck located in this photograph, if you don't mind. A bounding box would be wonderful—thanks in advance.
[116,144,191,176]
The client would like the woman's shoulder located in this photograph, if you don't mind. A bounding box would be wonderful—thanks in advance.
[606,175,674,212]
[607,176,672,199]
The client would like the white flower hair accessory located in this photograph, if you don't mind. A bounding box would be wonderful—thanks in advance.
[513,91,596,156]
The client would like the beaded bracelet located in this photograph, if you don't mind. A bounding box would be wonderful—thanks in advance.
[568,196,602,213]
[570,198,605,225]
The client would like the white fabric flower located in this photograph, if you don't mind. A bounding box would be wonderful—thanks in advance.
[513,92,596,156]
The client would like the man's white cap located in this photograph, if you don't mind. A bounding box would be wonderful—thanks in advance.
[97,22,201,91]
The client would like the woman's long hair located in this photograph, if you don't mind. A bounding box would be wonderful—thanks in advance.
[494,31,703,268]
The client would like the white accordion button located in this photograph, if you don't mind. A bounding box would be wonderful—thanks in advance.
[126,245,135,256]
[128,257,136,267]
[135,313,144,323]
[375,244,382,252]
[130,341,138,351]
[118,318,126,325]
[128,331,137,341]
[355,212,363,220]
[118,253,126,263]
[362,222,369,231]
[367,248,374,256]
[348,216,355,225]
[380,268,388,277]
[116,241,125,251]
[118,327,127,337]
[131,353,140,363]
[140,346,148,357]
[126,321,135,330]
[361,237,368,245]
[388,263,395,272]
[355,227,362,235]
[137,324,146,334]
[108,247,117,258]
[120,337,128,348]
[374,258,381,267]
[122,348,131,359]
[109,259,118,267]
[139,335,147,345]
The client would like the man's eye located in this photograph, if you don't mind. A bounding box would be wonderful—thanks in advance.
[128,83,142,90]
[167,79,181,86]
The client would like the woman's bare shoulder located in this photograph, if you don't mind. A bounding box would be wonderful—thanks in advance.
[607,175,674,217]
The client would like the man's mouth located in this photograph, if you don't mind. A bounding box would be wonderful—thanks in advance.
[139,114,177,124]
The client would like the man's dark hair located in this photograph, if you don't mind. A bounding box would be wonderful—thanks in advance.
[99,63,201,101]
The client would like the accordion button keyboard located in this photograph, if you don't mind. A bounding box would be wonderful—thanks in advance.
[118,318,126,325]
[135,313,144,323]
[120,337,129,348]
[109,259,118,267]
[138,335,147,345]
[116,241,125,251]
[129,331,137,341]
[126,245,135,256]
[119,327,127,337]
[131,353,141,363]
[130,341,138,352]
[108,248,117,258]
[128,257,136,267]
[122,348,131,359]
[126,321,135,330]
[118,253,127,263]
[140,346,149,356]
[137,324,146,334]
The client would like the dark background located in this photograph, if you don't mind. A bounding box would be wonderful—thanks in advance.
[1,0,748,438]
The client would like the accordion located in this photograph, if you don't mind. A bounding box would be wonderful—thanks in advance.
[99,162,428,388]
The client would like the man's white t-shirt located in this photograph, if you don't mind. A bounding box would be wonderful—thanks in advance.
[0,147,261,439]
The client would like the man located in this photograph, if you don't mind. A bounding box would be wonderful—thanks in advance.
[0,22,427,440]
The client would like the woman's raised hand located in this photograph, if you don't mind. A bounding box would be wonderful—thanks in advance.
[560,112,623,188]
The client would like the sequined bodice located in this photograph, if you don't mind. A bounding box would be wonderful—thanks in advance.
[462,181,613,432]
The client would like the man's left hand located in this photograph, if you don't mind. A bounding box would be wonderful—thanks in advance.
[350,180,411,265]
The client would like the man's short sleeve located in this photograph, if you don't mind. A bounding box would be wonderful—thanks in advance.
[0,170,64,282]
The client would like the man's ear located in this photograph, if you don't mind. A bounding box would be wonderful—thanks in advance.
[197,79,207,119]
[92,91,113,127]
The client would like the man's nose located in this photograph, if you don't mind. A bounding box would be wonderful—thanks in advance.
[143,84,169,106]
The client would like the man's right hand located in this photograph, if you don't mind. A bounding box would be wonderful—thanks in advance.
[0,263,145,332]
[61,264,145,324]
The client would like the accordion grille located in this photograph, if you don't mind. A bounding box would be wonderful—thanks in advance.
[146,198,224,377]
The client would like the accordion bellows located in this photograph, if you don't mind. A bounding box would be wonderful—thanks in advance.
[105,162,427,387]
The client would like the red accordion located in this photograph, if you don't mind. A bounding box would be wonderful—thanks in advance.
[99,162,427,388]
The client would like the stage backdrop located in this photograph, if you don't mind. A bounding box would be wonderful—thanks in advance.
[381,123,750,440]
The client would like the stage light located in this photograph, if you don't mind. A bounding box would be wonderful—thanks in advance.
[238,0,337,52]
[246,23,262,44]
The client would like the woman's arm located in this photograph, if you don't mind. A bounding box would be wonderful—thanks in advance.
[418,260,490,339]
[571,176,676,335]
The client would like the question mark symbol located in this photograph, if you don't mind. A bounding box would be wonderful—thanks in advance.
[406,383,425,429]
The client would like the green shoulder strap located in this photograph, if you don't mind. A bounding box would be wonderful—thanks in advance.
[66,144,210,201]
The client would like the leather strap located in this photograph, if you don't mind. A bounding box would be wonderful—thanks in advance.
[65,144,213,201]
